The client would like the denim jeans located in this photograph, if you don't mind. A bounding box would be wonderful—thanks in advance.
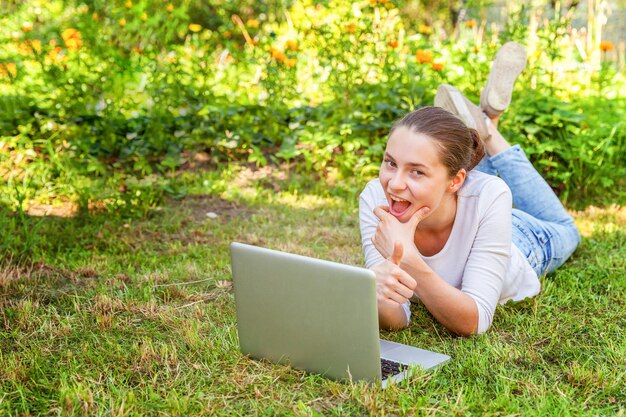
[475,145,580,276]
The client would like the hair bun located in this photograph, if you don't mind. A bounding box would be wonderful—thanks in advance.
[467,128,486,171]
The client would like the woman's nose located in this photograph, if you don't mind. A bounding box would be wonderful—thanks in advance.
[388,172,406,191]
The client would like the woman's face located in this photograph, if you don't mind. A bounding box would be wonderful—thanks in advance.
[379,126,459,224]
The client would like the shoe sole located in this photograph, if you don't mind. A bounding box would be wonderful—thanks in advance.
[481,42,527,117]
[434,84,489,141]
[435,85,477,129]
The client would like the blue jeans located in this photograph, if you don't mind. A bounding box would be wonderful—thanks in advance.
[475,145,580,276]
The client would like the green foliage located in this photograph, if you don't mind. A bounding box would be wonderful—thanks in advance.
[504,93,626,206]
[0,0,625,218]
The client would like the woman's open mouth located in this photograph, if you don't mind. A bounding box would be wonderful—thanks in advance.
[388,195,412,217]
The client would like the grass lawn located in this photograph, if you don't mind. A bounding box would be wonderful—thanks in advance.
[1,166,625,416]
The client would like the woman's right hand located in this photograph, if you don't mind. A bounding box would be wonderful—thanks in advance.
[371,241,417,305]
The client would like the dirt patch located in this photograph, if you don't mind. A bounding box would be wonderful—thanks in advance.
[0,259,101,301]
[176,194,255,223]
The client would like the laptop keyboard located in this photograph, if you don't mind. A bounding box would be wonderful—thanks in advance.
[381,358,408,379]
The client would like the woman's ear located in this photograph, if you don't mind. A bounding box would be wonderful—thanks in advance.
[448,169,467,193]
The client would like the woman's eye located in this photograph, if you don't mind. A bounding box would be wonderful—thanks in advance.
[411,170,423,176]
[384,159,396,168]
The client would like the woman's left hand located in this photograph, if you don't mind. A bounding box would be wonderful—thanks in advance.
[372,206,430,262]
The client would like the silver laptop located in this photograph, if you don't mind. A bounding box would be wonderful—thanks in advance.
[230,242,449,387]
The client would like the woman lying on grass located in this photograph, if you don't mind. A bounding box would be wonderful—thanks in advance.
[359,42,580,336]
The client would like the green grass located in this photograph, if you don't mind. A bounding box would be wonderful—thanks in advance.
[1,167,625,416]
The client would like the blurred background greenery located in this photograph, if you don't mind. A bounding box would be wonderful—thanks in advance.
[1,0,625,225]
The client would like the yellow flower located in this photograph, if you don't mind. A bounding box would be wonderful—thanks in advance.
[431,62,444,71]
[125,0,132,8]
[247,19,260,28]
[464,20,477,28]
[415,49,432,64]
[140,13,148,21]
[600,41,615,52]
[285,39,298,51]
[30,39,42,53]
[284,57,297,68]
[119,18,126,27]
[418,25,432,35]
[166,3,174,12]
[0,62,17,78]
[61,28,82,51]
[22,22,33,32]
[189,23,202,32]
[92,13,99,21]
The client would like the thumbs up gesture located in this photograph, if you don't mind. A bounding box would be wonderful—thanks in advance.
[371,241,417,305]
[371,205,430,263]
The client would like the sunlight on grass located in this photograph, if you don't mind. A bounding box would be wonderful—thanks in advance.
[573,205,626,237]
[274,192,343,210]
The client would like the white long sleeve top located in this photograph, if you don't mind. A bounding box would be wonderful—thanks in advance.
[359,170,540,333]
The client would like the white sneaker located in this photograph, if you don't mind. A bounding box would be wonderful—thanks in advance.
[480,42,527,118]
[434,84,491,142]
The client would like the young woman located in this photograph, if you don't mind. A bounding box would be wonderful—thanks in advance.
[359,44,580,336]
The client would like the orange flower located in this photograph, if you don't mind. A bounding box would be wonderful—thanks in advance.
[415,49,432,64]
[119,18,127,27]
[270,48,285,62]
[387,39,399,49]
[61,28,82,51]
[464,20,477,28]
[247,19,260,28]
[346,22,357,34]
[600,41,615,52]
[431,62,444,71]
[0,63,17,78]
[285,39,298,51]
[189,23,202,32]
[284,57,297,68]
[418,25,432,35]
[92,12,99,21]
[224,31,231,38]
[46,46,64,65]
[166,3,174,12]
[17,39,42,55]
[22,22,33,32]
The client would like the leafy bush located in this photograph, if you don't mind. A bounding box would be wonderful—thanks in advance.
[0,0,625,218]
